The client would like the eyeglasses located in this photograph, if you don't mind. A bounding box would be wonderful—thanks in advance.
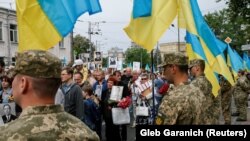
[141,78,147,81]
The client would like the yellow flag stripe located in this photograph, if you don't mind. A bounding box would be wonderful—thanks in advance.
[16,0,62,52]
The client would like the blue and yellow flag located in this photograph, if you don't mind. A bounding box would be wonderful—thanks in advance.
[227,45,244,78]
[133,0,152,18]
[16,0,102,52]
[243,53,250,71]
[179,0,234,86]
[124,0,177,51]
[186,32,220,96]
[125,0,235,95]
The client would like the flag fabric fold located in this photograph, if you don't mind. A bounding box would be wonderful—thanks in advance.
[179,0,234,87]
[133,0,152,18]
[16,0,102,52]
[227,45,244,77]
[124,0,177,51]
[125,0,235,95]
[186,32,220,96]
[243,53,250,71]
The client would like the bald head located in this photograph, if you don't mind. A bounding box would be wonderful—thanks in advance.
[126,67,132,76]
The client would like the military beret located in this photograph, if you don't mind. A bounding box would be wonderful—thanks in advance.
[158,52,188,67]
[14,50,61,78]
[188,59,205,68]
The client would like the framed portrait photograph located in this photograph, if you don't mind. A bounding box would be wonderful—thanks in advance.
[0,102,17,125]
[109,57,117,68]
[109,86,124,101]
[0,102,16,116]
[94,51,102,62]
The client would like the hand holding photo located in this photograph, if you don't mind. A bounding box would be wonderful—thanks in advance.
[109,86,124,101]
[95,85,102,99]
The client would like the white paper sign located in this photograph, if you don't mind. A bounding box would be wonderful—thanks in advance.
[133,62,140,71]
[117,60,123,70]
[109,86,124,101]
[95,85,102,99]
[109,57,117,68]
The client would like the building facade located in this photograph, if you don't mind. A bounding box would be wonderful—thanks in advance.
[0,7,72,66]
[159,42,186,54]
[107,47,124,61]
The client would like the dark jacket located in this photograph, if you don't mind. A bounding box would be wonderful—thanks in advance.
[2,114,17,123]
[60,83,84,121]
[83,98,100,130]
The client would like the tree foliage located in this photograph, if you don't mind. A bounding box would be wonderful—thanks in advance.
[73,34,95,58]
[205,0,250,52]
[102,57,108,68]
[125,47,150,68]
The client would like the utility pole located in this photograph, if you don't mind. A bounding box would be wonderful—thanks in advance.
[88,21,92,62]
[70,32,74,62]
[86,21,105,62]
[140,50,142,68]
[177,6,180,52]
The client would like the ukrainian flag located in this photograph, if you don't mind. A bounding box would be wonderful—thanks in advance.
[16,0,102,52]
[243,53,250,71]
[124,0,177,51]
[125,0,235,95]
[227,45,244,78]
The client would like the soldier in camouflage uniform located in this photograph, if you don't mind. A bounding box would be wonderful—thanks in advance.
[189,59,220,124]
[155,53,205,125]
[233,70,250,121]
[0,50,99,141]
[219,75,232,124]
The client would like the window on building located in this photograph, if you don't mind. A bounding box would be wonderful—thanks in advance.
[59,38,65,48]
[0,22,3,41]
[12,57,16,66]
[10,24,18,43]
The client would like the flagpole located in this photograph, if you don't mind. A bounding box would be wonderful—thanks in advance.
[177,6,180,52]
[150,49,155,124]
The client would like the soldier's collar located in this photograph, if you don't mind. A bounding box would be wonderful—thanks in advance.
[19,105,64,117]
[173,81,189,89]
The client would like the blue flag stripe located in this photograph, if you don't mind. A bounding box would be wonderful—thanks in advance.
[38,0,101,36]
[190,0,223,56]
[133,0,152,18]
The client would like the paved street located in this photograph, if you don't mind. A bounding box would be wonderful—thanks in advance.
[223,98,250,125]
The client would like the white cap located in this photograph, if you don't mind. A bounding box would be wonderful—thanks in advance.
[72,59,84,67]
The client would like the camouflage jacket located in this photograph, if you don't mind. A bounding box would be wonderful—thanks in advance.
[156,82,205,125]
[219,76,232,93]
[235,75,250,92]
[191,74,212,97]
[0,105,99,141]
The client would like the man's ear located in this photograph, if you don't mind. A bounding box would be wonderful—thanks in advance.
[172,65,177,73]
[196,66,200,72]
[20,76,29,94]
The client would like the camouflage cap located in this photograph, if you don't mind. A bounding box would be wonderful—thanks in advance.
[157,52,188,67]
[188,59,205,68]
[14,50,61,78]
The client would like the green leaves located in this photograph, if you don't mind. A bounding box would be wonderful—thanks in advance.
[124,47,150,68]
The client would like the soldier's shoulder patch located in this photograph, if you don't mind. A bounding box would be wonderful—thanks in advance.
[155,116,163,125]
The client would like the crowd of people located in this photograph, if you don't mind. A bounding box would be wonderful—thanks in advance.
[0,51,249,140]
